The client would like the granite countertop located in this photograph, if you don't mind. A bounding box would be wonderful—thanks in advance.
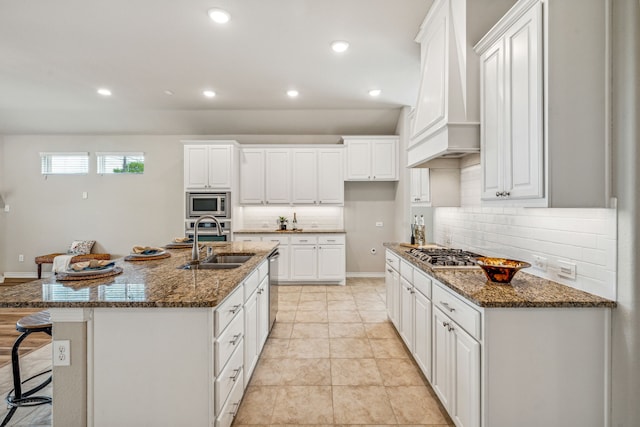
[384,243,616,308]
[0,242,278,309]
[234,229,345,234]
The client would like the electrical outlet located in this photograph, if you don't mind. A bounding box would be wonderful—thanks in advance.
[533,255,547,272]
[53,340,71,366]
[18,254,24,262]
[558,260,577,280]
[82,192,88,199]
[3,205,9,213]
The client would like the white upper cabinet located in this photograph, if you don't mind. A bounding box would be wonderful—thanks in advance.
[265,149,290,204]
[241,146,345,206]
[410,168,431,204]
[475,0,609,207]
[291,148,344,205]
[239,148,265,204]
[344,137,398,181]
[184,144,233,190]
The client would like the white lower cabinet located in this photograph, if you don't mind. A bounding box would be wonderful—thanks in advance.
[244,270,270,388]
[238,233,345,284]
[385,248,611,427]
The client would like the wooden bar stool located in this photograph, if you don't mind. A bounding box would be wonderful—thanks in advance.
[1,311,52,427]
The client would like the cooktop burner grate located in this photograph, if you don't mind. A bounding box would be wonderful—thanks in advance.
[406,248,483,268]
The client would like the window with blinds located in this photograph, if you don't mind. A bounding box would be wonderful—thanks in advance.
[40,152,89,175]
[96,152,145,174]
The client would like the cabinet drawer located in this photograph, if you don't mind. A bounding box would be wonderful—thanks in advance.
[385,250,400,272]
[263,235,289,244]
[215,339,244,413]
[258,259,269,282]
[413,269,432,299]
[215,367,244,427]
[244,269,260,303]
[215,285,244,336]
[235,234,261,242]
[214,308,244,376]
[432,282,481,340]
[318,235,345,245]
[400,260,414,282]
[290,235,317,245]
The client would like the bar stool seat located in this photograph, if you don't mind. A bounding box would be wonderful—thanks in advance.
[1,311,52,427]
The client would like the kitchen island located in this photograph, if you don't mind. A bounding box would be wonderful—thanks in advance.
[0,241,278,427]
[384,243,615,427]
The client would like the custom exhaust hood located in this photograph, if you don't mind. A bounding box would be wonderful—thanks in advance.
[407,0,511,167]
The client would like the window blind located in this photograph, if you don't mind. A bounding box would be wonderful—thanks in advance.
[40,152,89,175]
[96,152,145,174]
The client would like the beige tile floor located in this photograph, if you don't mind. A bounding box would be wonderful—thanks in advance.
[234,277,453,427]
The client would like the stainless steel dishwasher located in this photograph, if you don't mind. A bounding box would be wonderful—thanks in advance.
[267,249,279,331]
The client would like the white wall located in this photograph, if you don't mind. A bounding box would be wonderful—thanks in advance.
[1,135,185,275]
[434,164,616,300]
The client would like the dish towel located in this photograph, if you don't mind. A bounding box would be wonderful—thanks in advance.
[52,255,74,273]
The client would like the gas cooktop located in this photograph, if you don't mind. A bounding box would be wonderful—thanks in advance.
[406,248,483,269]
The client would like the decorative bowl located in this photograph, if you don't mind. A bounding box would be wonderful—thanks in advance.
[475,257,531,284]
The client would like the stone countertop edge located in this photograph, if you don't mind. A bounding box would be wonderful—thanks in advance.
[234,229,346,234]
[383,243,616,309]
[0,242,278,309]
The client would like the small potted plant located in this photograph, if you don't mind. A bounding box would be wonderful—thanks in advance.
[278,216,288,231]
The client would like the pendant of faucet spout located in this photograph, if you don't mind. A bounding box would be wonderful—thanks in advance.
[192,215,223,262]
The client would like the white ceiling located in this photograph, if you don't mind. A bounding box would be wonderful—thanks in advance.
[0,0,433,135]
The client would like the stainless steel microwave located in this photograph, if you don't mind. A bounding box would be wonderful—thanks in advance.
[186,192,230,218]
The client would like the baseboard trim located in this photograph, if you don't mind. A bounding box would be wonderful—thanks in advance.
[346,272,385,278]
[3,272,40,279]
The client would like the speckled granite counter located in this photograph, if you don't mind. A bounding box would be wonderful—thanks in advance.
[234,229,345,234]
[384,243,615,308]
[0,242,277,308]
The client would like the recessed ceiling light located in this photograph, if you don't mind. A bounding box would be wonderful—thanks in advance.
[369,89,382,97]
[208,8,231,24]
[331,40,350,53]
[164,90,174,96]
[203,90,216,98]
[287,90,299,98]
[97,88,112,96]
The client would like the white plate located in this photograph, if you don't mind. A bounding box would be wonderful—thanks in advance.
[63,265,116,276]
[129,250,166,257]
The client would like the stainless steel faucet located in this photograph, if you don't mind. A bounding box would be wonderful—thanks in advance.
[191,215,223,262]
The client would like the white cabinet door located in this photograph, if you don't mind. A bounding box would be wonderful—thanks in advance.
[257,277,270,351]
[291,149,317,204]
[290,245,317,280]
[317,245,345,281]
[410,168,431,204]
[345,140,371,180]
[243,291,258,388]
[451,323,480,427]
[207,145,232,189]
[432,307,453,411]
[265,149,291,204]
[317,149,344,204]
[413,290,432,382]
[399,278,414,350]
[371,139,398,180]
[480,40,505,200]
[385,265,399,325]
[503,4,543,200]
[184,145,209,190]
[240,149,265,204]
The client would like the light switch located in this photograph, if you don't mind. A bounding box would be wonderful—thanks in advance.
[82,192,88,199]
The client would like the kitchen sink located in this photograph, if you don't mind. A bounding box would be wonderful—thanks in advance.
[178,253,255,270]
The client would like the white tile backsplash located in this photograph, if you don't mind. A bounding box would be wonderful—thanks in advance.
[236,206,343,230]
[434,164,617,300]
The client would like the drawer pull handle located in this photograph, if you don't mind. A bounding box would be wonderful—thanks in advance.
[387,269,393,273]
[229,402,240,417]
[230,304,242,314]
[299,239,308,242]
[230,368,241,382]
[327,239,336,242]
[230,334,241,345]
[442,321,449,328]
[440,302,455,312]
[386,258,393,262]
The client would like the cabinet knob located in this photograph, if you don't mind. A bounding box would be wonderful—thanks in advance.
[319,200,322,204]
[496,191,500,197]
[505,191,511,197]
[373,176,376,179]
[442,321,450,328]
